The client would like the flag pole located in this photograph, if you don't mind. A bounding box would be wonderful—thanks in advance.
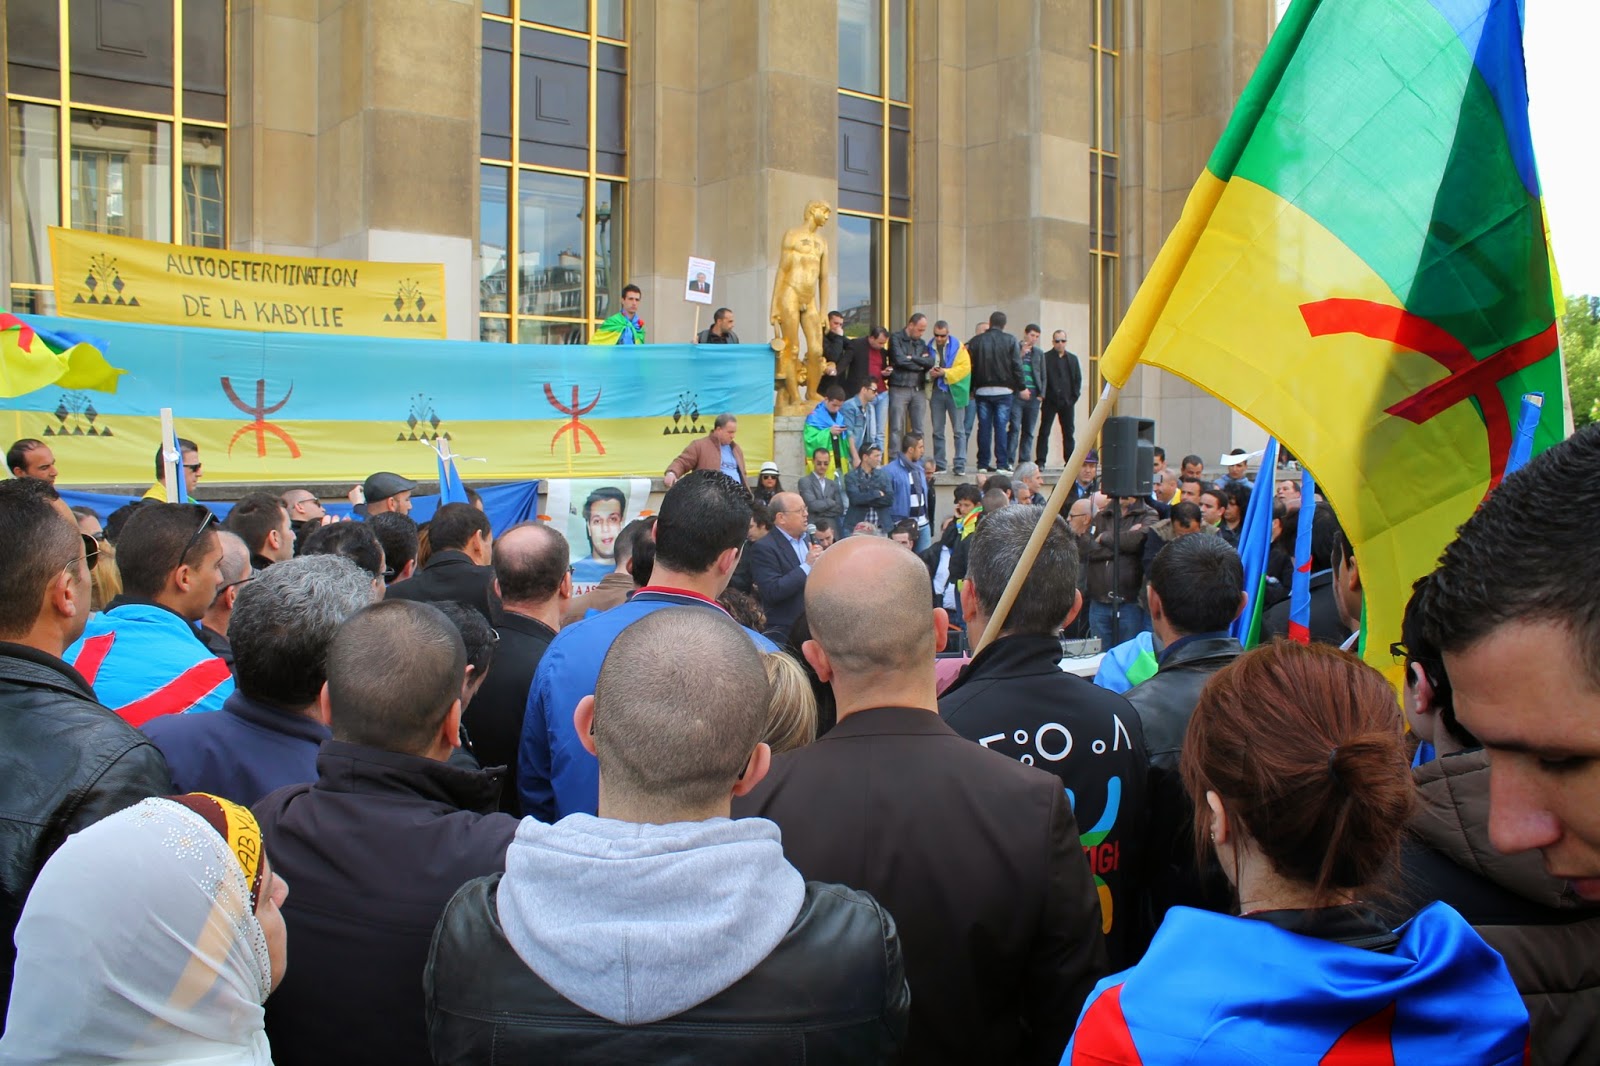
[974,382,1123,655]
[159,407,180,503]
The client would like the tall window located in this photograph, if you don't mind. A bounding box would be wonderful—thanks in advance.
[1089,0,1121,396]
[837,0,910,337]
[5,0,228,315]
[479,0,627,345]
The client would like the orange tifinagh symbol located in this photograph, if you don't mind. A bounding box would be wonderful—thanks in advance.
[1300,299,1557,488]
[544,383,605,455]
[221,376,301,459]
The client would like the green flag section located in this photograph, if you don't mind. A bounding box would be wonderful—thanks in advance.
[1099,0,1566,680]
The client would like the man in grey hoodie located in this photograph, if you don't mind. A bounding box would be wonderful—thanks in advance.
[426,607,910,1064]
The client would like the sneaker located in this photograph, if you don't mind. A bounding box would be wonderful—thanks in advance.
[953,466,966,476]
[997,467,1013,476]
[934,464,948,473]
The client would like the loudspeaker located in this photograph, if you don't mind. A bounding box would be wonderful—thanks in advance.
[1101,416,1155,498]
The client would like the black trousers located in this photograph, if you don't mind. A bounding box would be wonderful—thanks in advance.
[1036,400,1076,465]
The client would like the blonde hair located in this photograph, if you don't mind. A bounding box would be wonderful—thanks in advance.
[89,554,123,614]
[762,652,818,755]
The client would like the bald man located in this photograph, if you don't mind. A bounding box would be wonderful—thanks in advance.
[734,538,1107,1066]
[747,491,822,639]
[469,522,571,812]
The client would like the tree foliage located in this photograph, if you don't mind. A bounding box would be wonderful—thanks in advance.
[1560,294,1600,429]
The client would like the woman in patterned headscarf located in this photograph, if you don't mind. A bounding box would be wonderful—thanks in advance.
[0,793,289,1064]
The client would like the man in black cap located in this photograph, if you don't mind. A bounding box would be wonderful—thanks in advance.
[363,472,416,516]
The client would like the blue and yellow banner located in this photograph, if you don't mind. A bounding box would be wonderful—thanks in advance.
[1,316,775,484]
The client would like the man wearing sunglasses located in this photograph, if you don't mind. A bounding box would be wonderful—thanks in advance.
[140,439,205,503]
[65,503,235,724]
[0,480,172,1024]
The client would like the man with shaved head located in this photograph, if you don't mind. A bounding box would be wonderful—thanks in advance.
[196,529,252,667]
[469,521,571,812]
[736,537,1108,1066]
[428,608,910,1060]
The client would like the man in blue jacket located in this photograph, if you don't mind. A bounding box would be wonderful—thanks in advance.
[886,432,932,551]
[519,472,777,821]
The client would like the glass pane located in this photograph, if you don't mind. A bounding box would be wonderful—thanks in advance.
[598,0,625,40]
[1102,0,1117,50]
[1101,171,1118,252]
[480,165,511,317]
[8,103,60,286]
[183,0,228,121]
[7,0,61,98]
[484,0,510,14]
[889,124,910,203]
[69,111,172,242]
[517,170,586,320]
[888,220,909,330]
[11,288,57,315]
[839,0,881,95]
[1089,154,1100,243]
[518,318,586,344]
[594,180,624,320]
[525,0,586,33]
[888,0,908,101]
[482,20,513,159]
[180,127,224,247]
[71,0,175,114]
[596,44,626,174]
[481,315,511,342]
[1100,58,1117,153]
[838,100,883,213]
[520,28,590,171]
[836,214,878,337]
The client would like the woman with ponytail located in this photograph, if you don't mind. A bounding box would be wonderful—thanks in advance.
[1063,641,1529,1064]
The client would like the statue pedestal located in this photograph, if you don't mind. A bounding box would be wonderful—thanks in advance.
[773,414,808,482]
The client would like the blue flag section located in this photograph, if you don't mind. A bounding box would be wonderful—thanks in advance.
[1289,469,1317,644]
[1229,438,1280,647]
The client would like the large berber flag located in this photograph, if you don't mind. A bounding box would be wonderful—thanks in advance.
[1098,0,1567,675]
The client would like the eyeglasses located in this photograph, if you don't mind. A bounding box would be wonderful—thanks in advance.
[85,530,107,542]
[566,563,577,574]
[184,462,203,473]
[178,510,215,569]
[218,574,253,593]
[1389,641,1408,663]
[79,533,99,572]
[382,566,397,582]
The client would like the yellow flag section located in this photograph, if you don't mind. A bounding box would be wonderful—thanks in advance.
[1101,176,1495,677]
[49,229,446,339]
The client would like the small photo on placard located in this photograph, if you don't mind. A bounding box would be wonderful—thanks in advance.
[685,256,715,304]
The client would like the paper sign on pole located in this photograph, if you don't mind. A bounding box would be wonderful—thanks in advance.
[684,257,716,305]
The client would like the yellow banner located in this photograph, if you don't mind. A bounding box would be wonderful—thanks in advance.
[49,228,447,339]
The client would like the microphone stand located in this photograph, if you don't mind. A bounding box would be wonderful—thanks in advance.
[1109,494,1122,644]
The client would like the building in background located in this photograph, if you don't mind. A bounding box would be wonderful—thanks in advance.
[2,0,1275,465]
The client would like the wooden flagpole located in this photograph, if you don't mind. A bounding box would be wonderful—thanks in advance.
[973,383,1123,655]
[159,407,180,503]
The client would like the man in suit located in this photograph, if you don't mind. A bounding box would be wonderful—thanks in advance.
[798,448,847,529]
[663,413,745,488]
[747,492,821,640]
[735,536,1108,1066]
[385,503,499,623]
[466,522,571,814]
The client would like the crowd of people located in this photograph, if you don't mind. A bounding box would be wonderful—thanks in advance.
[1,412,1598,1064]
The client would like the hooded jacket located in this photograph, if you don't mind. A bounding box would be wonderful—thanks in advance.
[1066,902,1529,1064]
[1400,749,1600,1066]
[425,814,909,1064]
[65,602,234,724]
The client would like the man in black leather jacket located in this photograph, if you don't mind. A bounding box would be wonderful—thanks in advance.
[0,481,171,1028]
[427,607,909,1065]
[1124,534,1246,925]
[887,312,934,444]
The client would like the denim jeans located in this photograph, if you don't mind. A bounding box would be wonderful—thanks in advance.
[1088,600,1152,651]
[974,394,1012,471]
[962,402,978,471]
[869,390,890,451]
[1009,394,1041,467]
[930,390,966,471]
[889,386,929,449]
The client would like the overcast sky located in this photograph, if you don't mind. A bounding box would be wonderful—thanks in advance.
[1270,0,1596,297]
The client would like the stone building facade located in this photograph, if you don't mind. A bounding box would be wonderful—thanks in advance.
[3,0,1275,466]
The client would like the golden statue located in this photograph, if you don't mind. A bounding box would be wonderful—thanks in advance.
[769,200,831,414]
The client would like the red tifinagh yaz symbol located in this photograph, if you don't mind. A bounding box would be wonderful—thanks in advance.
[544,383,605,455]
[221,376,301,459]
[1299,300,1557,488]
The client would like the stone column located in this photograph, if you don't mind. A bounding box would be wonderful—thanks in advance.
[231,0,478,339]
[1119,0,1272,459]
